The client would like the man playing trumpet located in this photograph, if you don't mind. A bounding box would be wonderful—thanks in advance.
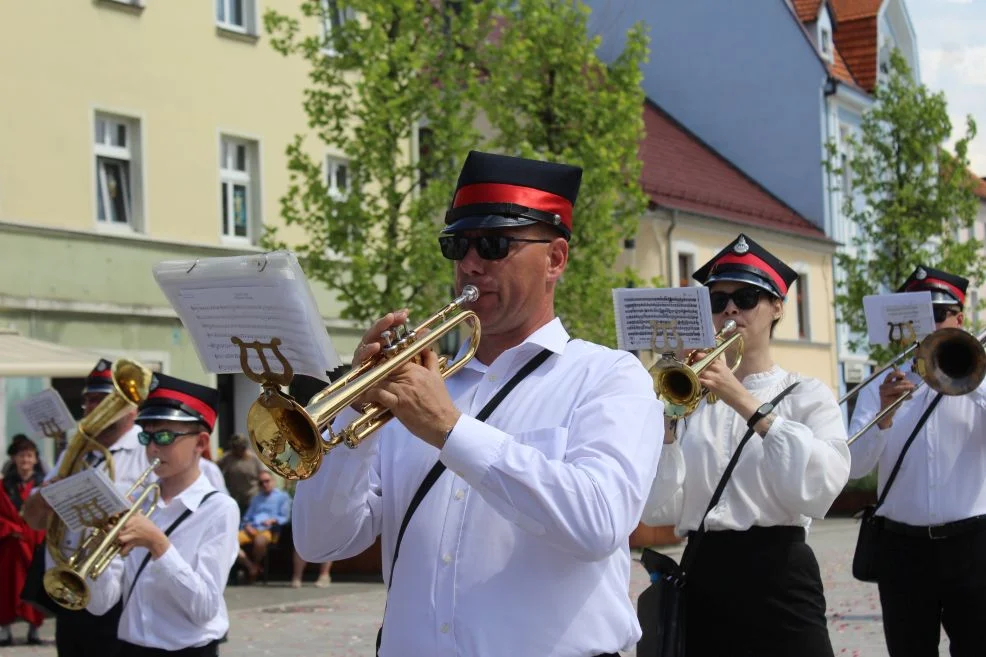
[292,151,663,657]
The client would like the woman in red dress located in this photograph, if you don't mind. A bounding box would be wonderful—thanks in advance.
[0,435,46,646]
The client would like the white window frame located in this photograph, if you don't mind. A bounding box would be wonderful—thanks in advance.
[93,111,144,233]
[793,271,811,341]
[675,251,695,288]
[326,155,351,200]
[320,0,353,54]
[216,0,256,34]
[819,27,833,61]
[219,135,258,244]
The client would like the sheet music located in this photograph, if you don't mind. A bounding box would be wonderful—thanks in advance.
[40,468,131,532]
[863,291,936,345]
[153,251,341,379]
[15,389,76,438]
[612,287,716,351]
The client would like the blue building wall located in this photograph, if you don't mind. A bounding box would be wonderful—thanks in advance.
[584,0,830,227]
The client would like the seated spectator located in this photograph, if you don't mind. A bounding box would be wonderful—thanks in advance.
[236,472,290,582]
[0,436,46,646]
[291,550,332,589]
[218,434,263,514]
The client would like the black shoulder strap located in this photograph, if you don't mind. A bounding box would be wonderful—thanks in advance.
[386,347,554,590]
[680,381,800,573]
[873,392,944,512]
[123,490,221,608]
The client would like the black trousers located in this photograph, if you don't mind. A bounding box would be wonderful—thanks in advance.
[877,525,986,657]
[684,526,834,657]
[55,603,123,657]
[119,640,219,657]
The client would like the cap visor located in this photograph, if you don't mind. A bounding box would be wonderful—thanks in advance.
[136,408,203,425]
[82,384,115,395]
[705,272,782,297]
[442,214,537,234]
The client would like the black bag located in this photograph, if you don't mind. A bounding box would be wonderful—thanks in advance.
[637,382,800,657]
[851,392,943,582]
[20,542,59,616]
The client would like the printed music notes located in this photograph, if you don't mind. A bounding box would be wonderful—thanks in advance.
[612,287,716,352]
[153,252,341,380]
[15,389,76,440]
[863,291,936,346]
[40,468,131,532]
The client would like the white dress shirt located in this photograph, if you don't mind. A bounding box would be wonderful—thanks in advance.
[42,425,151,569]
[200,457,228,494]
[86,473,240,650]
[642,366,850,534]
[849,362,986,525]
[293,318,663,657]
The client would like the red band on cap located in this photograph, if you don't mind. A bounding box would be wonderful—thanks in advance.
[453,183,573,231]
[89,369,112,380]
[713,253,789,296]
[147,389,217,429]
[906,278,965,304]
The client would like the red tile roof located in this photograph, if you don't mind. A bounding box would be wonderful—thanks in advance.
[792,0,824,22]
[831,14,879,91]
[830,44,860,86]
[639,102,828,240]
[831,0,883,21]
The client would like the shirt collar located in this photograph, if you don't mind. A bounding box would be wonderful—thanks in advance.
[172,473,219,512]
[109,425,143,454]
[459,317,570,374]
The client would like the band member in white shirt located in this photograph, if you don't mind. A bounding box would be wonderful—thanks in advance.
[22,358,151,657]
[849,266,986,657]
[641,234,850,657]
[292,151,663,657]
[86,373,239,657]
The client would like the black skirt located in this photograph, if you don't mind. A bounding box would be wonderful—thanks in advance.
[684,526,834,657]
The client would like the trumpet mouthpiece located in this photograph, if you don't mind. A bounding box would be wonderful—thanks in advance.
[722,320,737,333]
[460,285,480,304]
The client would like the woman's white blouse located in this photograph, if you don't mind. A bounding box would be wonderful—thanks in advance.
[642,366,851,534]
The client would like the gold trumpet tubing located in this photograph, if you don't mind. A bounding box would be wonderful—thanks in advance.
[90,484,160,578]
[339,323,482,448]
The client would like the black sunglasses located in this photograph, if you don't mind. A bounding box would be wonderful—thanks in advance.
[438,235,552,261]
[138,430,200,447]
[709,287,764,314]
[932,306,959,323]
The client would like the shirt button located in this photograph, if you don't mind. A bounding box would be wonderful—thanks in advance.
[442,553,452,564]
[454,489,465,501]
[488,374,497,382]
[440,623,450,634]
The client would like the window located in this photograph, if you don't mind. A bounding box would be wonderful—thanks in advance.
[326,156,351,199]
[677,253,694,288]
[794,273,810,340]
[839,125,853,195]
[220,136,257,241]
[216,0,255,33]
[94,113,142,230]
[819,28,832,60]
[417,125,434,190]
[321,0,353,53]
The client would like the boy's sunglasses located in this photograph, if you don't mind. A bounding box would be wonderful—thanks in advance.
[932,306,959,323]
[709,287,764,314]
[439,235,551,261]
[138,430,200,446]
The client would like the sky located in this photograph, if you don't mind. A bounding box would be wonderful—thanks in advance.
[909,0,986,176]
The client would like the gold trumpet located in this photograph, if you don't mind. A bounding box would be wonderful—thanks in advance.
[47,359,153,566]
[248,286,482,480]
[649,320,744,419]
[846,327,986,445]
[43,459,161,611]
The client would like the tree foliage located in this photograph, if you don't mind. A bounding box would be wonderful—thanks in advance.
[265,0,649,346]
[479,0,649,345]
[826,50,982,359]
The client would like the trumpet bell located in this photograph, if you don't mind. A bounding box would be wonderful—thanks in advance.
[248,390,323,481]
[916,327,986,396]
[43,566,90,611]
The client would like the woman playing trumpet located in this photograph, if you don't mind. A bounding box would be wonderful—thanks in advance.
[641,234,850,657]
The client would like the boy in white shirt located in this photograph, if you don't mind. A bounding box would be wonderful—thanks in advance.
[86,373,239,657]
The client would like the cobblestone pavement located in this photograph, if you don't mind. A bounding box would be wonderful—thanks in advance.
[1,518,947,656]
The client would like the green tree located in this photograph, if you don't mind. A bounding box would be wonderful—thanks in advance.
[262,0,495,325]
[480,0,650,345]
[827,50,982,360]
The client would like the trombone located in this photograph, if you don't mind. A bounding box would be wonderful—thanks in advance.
[846,327,986,446]
[249,286,481,480]
[43,459,161,611]
[649,320,745,419]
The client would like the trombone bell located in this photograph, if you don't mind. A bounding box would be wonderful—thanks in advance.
[249,286,482,481]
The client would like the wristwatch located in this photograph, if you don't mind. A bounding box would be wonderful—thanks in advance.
[747,402,775,429]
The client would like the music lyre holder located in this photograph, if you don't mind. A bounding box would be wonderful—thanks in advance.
[651,319,682,357]
[231,336,295,389]
[40,418,68,458]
